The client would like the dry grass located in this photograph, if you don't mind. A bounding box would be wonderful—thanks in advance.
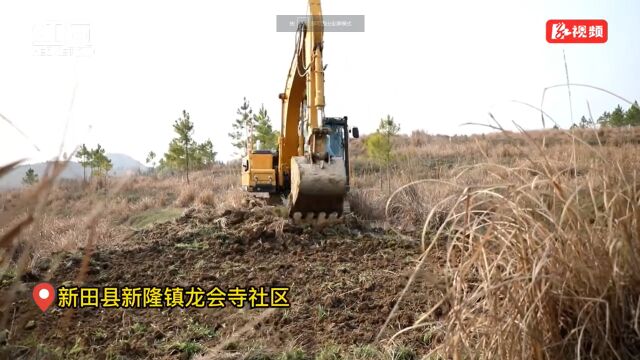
[365,127,640,359]
[0,164,240,264]
[196,189,216,207]
[350,127,640,225]
[0,162,242,340]
[175,185,197,207]
[0,159,81,332]
[3,126,640,357]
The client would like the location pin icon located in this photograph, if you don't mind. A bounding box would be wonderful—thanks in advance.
[32,282,55,312]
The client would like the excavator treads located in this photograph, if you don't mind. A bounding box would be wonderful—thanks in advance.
[288,156,347,220]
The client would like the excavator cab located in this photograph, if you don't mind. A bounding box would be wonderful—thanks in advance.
[323,116,358,190]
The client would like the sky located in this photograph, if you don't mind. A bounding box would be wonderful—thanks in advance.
[0,0,638,165]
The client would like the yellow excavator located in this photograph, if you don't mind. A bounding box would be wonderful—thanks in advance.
[241,0,359,219]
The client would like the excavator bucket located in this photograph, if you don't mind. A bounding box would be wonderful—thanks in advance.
[288,156,347,220]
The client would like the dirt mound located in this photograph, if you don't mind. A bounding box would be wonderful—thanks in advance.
[1,205,437,359]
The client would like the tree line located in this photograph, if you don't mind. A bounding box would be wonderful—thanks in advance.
[23,97,640,188]
[152,100,400,187]
[21,144,114,187]
[573,101,640,129]
[26,97,398,187]
[144,98,279,183]
[76,144,113,182]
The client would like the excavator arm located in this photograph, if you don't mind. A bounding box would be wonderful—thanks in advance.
[278,0,325,183]
[277,0,352,219]
[242,0,357,220]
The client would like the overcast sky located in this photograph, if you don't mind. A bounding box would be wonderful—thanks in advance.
[1,0,638,165]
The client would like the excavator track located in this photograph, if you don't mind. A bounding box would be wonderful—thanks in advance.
[288,156,347,223]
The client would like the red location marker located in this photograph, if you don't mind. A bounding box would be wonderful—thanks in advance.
[32,282,55,312]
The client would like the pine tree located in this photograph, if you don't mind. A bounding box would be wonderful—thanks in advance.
[366,115,400,165]
[146,151,157,174]
[90,144,112,188]
[253,105,279,151]
[228,97,257,156]
[164,110,196,183]
[597,111,611,127]
[579,115,594,128]
[624,101,640,126]
[102,156,113,175]
[608,105,626,127]
[595,101,640,127]
[194,139,217,169]
[90,145,105,176]
[366,115,400,194]
[22,168,39,186]
[76,144,92,182]
[158,158,167,172]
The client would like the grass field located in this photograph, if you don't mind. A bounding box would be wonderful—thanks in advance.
[2,126,640,359]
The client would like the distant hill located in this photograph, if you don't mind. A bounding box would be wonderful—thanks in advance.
[106,153,148,176]
[0,153,147,190]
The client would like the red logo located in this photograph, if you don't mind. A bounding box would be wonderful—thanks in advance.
[546,19,608,43]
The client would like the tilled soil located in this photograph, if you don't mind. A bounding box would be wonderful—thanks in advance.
[1,205,440,359]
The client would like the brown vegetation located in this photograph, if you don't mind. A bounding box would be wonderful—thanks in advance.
[2,126,640,358]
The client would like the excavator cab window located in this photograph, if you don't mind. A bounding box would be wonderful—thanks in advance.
[327,126,345,158]
[323,117,347,159]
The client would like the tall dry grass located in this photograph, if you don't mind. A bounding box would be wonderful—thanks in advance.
[349,127,640,225]
[370,128,640,358]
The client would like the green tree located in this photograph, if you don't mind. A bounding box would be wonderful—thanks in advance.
[175,110,195,182]
[146,151,157,174]
[158,158,167,172]
[597,111,611,127]
[367,115,400,165]
[595,102,640,127]
[193,139,217,169]
[228,97,257,156]
[579,115,594,129]
[164,110,196,183]
[90,144,113,179]
[76,144,92,182]
[606,105,626,127]
[90,144,104,176]
[253,105,279,151]
[366,115,400,194]
[102,156,113,174]
[164,138,192,169]
[22,168,39,186]
[624,101,640,126]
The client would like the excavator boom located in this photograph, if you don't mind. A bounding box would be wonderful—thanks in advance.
[282,0,349,219]
[242,0,358,220]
